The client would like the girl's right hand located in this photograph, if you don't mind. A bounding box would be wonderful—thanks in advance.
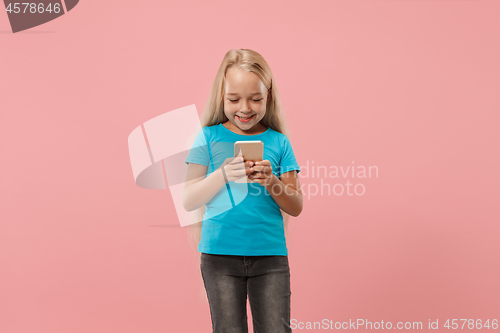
[221,156,255,182]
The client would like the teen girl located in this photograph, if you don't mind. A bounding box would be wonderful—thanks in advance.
[182,49,303,333]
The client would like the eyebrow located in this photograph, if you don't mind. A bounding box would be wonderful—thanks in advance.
[226,92,263,96]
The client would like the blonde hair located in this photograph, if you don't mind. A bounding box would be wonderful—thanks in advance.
[188,48,296,300]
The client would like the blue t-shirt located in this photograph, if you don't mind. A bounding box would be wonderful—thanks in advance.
[184,123,301,256]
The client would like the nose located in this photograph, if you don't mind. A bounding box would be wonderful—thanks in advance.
[240,100,251,112]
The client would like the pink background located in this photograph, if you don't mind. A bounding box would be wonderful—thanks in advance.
[1,0,499,332]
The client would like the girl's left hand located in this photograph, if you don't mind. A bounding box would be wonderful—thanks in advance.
[248,160,273,186]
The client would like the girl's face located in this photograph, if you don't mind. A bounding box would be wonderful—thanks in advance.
[223,67,270,134]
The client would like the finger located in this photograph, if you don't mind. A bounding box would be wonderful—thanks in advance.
[230,167,247,178]
[229,156,245,165]
[228,164,247,173]
[252,178,263,185]
[253,166,270,173]
[251,165,263,172]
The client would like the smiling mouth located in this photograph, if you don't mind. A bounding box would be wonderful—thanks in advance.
[236,115,255,122]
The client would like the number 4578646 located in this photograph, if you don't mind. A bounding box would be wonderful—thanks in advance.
[444,319,498,330]
[5,3,61,14]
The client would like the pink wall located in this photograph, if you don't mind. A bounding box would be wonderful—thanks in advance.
[1,0,499,332]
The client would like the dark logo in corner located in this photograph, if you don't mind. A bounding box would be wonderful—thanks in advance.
[3,0,78,33]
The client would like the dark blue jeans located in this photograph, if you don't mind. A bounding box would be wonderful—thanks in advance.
[200,253,292,333]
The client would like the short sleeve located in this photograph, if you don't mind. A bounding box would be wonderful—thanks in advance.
[277,136,301,176]
[185,128,210,166]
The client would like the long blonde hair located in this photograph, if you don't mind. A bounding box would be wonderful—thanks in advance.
[187,48,295,299]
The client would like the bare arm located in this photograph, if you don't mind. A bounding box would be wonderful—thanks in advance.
[267,171,303,217]
[249,166,303,217]
[181,163,225,212]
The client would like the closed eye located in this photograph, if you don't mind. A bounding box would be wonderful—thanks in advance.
[229,99,263,103]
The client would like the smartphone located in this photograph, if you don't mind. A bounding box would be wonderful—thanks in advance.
[234,140,264,183]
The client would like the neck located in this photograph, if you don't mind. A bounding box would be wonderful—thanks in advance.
[222,121,267,135]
